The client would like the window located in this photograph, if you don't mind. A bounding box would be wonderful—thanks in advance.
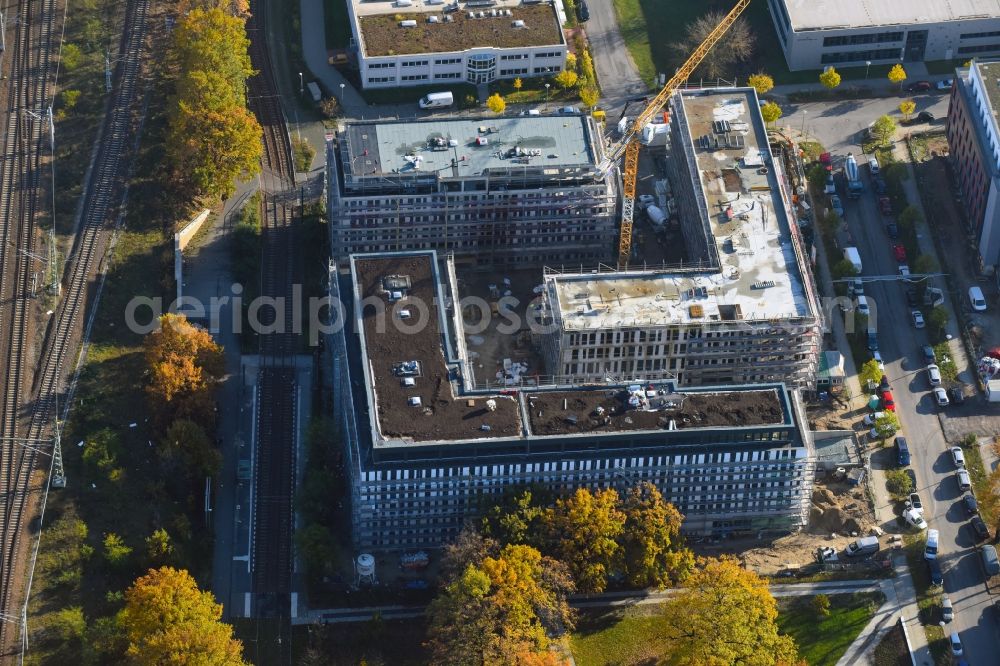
[368,62,394,69]
[534,66,560,74]
[959,43,1000,55]
[434,57,462,65]
[961,30,1000,39]
[401,74,429,81]
[820,48,901,64]
[500,54,526,60]
[534,51,561,59]
[367,76,395,84]
[500,67,528,76]
[822,31,903,47]
[401,59,429,67]
[434,72,461,79]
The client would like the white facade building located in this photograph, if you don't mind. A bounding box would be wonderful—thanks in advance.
[768,0,1000,71]
[346,0,568,89]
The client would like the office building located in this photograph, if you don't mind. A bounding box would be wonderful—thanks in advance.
[328,114,618,266]
[768,0,1000,71]
[948,59,1000,273]
[538,87,822,388]
[330,250,816,549]
[346,0,568,89]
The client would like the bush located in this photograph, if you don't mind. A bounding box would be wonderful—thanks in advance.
[319,96,340,118]
[812,594,831,617]
[291,136,315,172]
[103,532,132,566]
[61,43,83,71]
[886,469,914,499]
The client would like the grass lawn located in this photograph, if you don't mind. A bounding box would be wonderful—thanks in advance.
[902,534,951,664]
[570,592,883,666]
[776,592,885,666]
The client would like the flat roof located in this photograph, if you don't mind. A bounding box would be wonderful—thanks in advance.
[548,89,814,330]
[975,61,1000,131]
[342,116,597,178]
[781,0,1000,31]
[352,252,799,446]
[356,1,562,57]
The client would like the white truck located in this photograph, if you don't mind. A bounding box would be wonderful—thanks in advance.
[843,246,862,274]
[986,379,1000,402]
[418,91,454,109]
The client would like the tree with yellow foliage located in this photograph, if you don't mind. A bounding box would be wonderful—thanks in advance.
[658,557,799,665]
[554,69,578,90]
[621,482,694,588]
[760,101,782,126]
[579,86,599,110]
[513,77,523,92]
[486,93,506,114]
[888,63,907,90]
[144,314,223,426]
[819,66,841,89]
[747,72,774,95]
[899,98,916,120]
[118,567,247,665]
[542,487,624,593]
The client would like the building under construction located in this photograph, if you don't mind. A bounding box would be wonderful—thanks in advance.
[327,114,619,267]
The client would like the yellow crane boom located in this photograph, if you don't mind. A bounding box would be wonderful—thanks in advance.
[604,0,752,268]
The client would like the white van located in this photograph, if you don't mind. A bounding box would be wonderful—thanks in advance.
[844,535,880,557]
[855,295,870,317]
[969,285,988,311]
[868,155,880,175]
[418,91,454,109]
[924,529,939,560]
[957,469,972,491]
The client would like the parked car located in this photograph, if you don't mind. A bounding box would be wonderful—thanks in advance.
[879,374,891,394]
[907,80,933,92]
[906,491,923,513]
[917,111,936,123]
[849,278,864,296]
[911,310,925,328]
[927,558,943,585]
[941,596,954,622]
[873,175,888,194]
[950,386,966,405]
[957,469,972,491]
[576,0,590,21]
[950,632,963,657]
[905,286,919,306]
[885,221,899,239]
[927,364,942,386]
[963,494,979,515]
[904,507,928,530]
[863,411,886,426]
[924,529,940,560]
[893,244,908,263]
[856,295,870,316]
[922,345,936,364]
[824,172,836,195]
[878,196,892,216]
[969,285,988,312]
[868,329,879,351]
[898,263,911,279]
[881,390,895,411]
[950,446,966,468]
[557,106,580,115]
[971,515,991,541]
[872,352,885,372]
[933,386,950,407]
[936,79,954,91]
[830,194,844,217]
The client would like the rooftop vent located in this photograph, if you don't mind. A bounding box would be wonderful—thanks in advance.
[689,304,704,318]
[427,15,439,22]
[751,280,776,290]
[408,396,422,406]
[512,19,526,27]
[399,19,417,27]
[401,377,416,387]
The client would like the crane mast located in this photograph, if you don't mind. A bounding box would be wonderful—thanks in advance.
[606,0,752,267]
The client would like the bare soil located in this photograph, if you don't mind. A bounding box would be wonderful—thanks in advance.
[360,4,562,57]
[527,387,783,435]
[356,255,522,442]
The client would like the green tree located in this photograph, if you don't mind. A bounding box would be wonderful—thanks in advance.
[812,594,831,617]
[760,101,782,126]
[885,469,914,498]
[481,489,546,547]
[145,529,175,566]
[832,258,859,280]
[859,358,882,388]
[674,12,755,80]
[620,483,694,588]
[426,545,574,666]
[82,428,123,482]
[821,210,841,234]
[543,488,624,593]
[928,306,949,333]
[819,66,841,89]
[898,205,922,232]
[899,99,916,120]
[747,72,774,95]
[807,164,828,192]
[658,557,798,665]
[47,606,86,645]
[486,93,506,114]
[104,533,133,566]
[579,86,599,109]
[874,411,900,438]
[61,43,83,71]
[888,63,907,89]
[162,419,222,480]
[295,524,338,578]
[871,114,897,146]
[118,567,248,665]
[913,254,938,275]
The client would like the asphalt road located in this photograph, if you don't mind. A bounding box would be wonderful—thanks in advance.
[583,0,647,110]
[828,131,999,661]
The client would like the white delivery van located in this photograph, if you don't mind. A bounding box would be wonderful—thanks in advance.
[419,91,454,109]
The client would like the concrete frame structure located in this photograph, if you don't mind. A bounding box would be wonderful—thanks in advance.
[538,87,822,389]
[330,250,816,550]
[346,0,567,89]
[768,0,1000,71]
[948,59,1000,274]
[327,115,619,267]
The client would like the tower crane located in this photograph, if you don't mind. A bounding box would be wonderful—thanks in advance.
[598,0,751,268]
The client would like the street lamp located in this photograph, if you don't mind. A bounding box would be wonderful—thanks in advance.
[801,109,807,136]
[865,60,871,79]
[340,82,345,104]
[545,83,550,101]
[299,72,304,94]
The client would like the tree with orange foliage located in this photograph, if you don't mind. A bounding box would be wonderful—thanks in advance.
[118,567,247,665]
[144,313,223,426]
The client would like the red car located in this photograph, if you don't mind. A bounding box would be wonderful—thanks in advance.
[878,196,892,216]
[907,81,932,92]
[882,390,896,411]
[893,244,907,263]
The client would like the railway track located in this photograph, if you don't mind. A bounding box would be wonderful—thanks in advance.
[0,0,58,652]
[246,0,297,645]
[0,0,149,655]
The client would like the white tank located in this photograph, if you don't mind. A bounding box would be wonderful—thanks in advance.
[646,205,666,227]
[356,553,376,577]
